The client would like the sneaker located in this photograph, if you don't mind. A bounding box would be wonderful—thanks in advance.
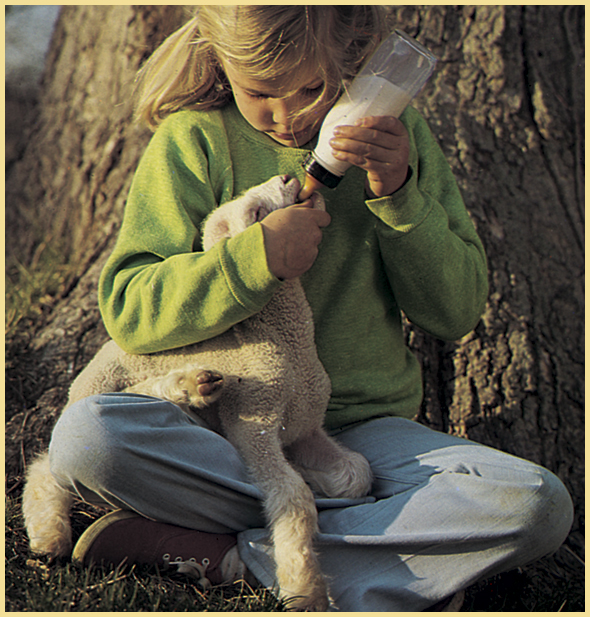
[71,510,251,589]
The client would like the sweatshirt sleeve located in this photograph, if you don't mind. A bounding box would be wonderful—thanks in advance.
[365,107,488,341]
[98,111,281,354]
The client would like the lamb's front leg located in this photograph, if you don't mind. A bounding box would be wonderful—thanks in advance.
[125,367,224,411]
[225,421,330,611]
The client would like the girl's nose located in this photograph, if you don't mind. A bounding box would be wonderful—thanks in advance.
[271,98,297,126]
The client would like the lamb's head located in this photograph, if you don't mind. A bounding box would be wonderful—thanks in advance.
[202,175,325,250]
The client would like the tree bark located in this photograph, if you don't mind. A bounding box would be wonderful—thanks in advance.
[6,5,188,269]
[6,5,584,552]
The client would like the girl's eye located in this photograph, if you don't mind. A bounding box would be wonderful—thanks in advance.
[303,84,324,97]
[245,83,323,101]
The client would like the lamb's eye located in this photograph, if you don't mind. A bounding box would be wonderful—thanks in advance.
[256,207,269,222]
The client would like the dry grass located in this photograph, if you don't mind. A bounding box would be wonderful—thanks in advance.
[6,496,287,612]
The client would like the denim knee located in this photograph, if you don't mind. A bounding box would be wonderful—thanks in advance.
[48,394,120,492]
[511,465,573,562]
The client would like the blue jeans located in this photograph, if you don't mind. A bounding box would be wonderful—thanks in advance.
[48,393,573,611]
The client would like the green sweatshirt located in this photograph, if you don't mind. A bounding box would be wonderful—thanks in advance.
[98,103,488,429]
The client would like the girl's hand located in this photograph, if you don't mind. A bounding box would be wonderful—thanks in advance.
[260,202,331,280]
[329,116,410,198]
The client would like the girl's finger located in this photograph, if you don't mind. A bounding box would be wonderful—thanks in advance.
[331,119,408,157]
[331,133,393,155]
[335,115,406,138]
[355,115,406,134]
[330,136,407,165]
[332,127,390,150]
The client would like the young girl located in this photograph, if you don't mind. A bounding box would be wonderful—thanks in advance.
[48,6,572,611]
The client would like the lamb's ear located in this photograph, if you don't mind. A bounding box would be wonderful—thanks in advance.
[202,209,231,251]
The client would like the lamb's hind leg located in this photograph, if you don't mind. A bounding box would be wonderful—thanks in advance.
[225,422,330,611]
[22,451,74,556]
[285,428,373,499]
[125,367,224,411]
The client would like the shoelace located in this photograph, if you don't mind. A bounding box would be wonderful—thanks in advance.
[162,552,211,589]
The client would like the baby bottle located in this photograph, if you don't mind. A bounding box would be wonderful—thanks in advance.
[298,30,437,200]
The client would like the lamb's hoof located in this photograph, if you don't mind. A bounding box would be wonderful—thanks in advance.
[195,369,224,400]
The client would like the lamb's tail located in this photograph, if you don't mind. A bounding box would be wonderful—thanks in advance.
[22,451,74,557]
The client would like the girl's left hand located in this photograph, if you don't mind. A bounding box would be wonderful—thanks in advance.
[329,116,409,198]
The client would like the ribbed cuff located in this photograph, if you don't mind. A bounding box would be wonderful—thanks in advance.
[218,223,282,311]
[365,167,431,234]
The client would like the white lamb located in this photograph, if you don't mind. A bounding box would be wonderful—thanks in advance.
[22,175,373,611]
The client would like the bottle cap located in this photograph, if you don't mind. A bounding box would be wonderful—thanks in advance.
[303,153,342,189]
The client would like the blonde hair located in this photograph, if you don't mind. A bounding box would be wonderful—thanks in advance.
[135,6,389,130]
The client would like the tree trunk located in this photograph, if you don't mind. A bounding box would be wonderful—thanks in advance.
[6,5,188,269]
[6,3,583,557]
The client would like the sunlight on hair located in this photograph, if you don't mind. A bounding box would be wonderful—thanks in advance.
[134,6,389,130]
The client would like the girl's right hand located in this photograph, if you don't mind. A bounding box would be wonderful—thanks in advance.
[260,202,331,280]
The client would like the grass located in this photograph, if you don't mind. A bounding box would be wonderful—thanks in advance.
[5,242,74,341]
[5,496,286,612]
[6,493,584,612]
[461,551,585,612]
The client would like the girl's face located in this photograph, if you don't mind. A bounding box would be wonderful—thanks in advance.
[223,62,331,147]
